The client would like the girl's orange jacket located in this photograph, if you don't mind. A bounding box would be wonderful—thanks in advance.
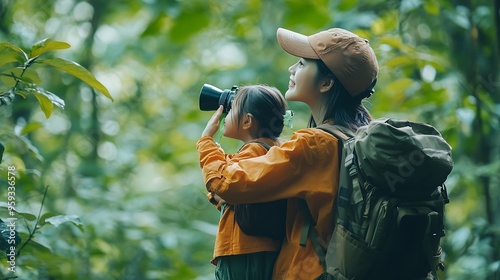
[197,128,340,280]
[205,138,282,264]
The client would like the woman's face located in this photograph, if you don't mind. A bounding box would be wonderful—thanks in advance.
[285,58,322,105]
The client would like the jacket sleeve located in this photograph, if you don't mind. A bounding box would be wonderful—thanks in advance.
[197,129,338,205]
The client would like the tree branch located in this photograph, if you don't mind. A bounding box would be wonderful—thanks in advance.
[16,185,49,257]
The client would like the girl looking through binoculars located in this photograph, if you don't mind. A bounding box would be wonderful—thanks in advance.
[200,84,289,280]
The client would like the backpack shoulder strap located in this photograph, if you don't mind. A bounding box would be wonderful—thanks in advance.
[297,123,360,271]
[239,140,272,152]
[319,124,366,235]
[316,123,354,141]
[316,124,354,162]
[251,140,272,151]
[298,199,327,269]
[297,124,354,270]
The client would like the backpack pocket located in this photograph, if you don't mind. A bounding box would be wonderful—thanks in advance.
[326,224,381,279]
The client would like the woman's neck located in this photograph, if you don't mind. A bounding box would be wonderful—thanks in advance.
[309,103,325,126]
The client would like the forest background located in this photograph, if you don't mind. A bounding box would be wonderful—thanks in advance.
[0,0,498,279]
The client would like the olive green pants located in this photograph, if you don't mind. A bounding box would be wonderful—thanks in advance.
[215,251,278,280]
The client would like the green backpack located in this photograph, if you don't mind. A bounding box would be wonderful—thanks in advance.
[299,118,453,280]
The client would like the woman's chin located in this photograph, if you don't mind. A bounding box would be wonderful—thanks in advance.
[285,90,297,101]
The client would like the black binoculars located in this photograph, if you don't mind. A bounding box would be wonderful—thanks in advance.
[199,84,239,114]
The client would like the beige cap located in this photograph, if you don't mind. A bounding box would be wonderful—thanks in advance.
[277,27,379,97]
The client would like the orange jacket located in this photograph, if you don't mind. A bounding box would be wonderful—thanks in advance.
[197,128,340,280]
[204,139,283,264]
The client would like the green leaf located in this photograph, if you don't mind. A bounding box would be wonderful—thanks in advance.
[379,36,404,49]
[385,78,416,94]
[0,67,22,87]
[0,203,38,221]
[29,38,71,59]
[0,42,28,63]
[385,55,414,68]
[337,0,358,11]
[372,18,386,35]
[20,121,44,135]
[415,52,447,72]
[18,211,38,221]
[36,212,58,227]
[20,67,41,85]
[169,5,211,43]
[15,89,29,99]
[423,0,440,15]
[22,237,52,254]
[33,89,54,118]
[283,0,330,29]
[141,12,171,37]
[44,215,83,231]
[22,87,65,118]
[1,67,41,87]
[37,58,113,101]
[0,47,24,68]
[34,88,65,109]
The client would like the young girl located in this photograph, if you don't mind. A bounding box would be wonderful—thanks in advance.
[200,85,289,280]
[198,27,378,279]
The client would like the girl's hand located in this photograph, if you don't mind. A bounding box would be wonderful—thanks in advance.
[213,193,226,205]
[202,105,224,138]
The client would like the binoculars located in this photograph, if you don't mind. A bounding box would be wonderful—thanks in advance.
[199,84,239,114]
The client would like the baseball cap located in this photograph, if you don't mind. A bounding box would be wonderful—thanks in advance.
[277,27,379,97]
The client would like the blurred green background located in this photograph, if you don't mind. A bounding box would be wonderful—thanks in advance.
[0,0,498,279]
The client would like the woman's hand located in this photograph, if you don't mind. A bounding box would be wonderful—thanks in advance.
[202,105,224,138]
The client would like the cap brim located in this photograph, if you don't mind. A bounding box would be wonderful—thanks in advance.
[277,28,319,59]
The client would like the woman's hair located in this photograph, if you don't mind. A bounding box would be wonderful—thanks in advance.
[232,85,287,139]
[309,58,373,131]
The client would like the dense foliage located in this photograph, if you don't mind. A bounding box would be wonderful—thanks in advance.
[0,0,498,279]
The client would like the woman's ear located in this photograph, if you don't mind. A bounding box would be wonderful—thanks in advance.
[319,77,334,93]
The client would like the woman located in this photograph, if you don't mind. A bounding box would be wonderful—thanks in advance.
[197,27,378,279]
